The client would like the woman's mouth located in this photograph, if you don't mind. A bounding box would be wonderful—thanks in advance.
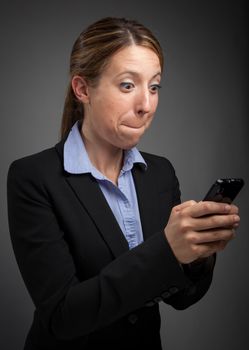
[121,124,144,129]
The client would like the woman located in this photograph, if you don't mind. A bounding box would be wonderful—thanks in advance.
[7,17,239,349]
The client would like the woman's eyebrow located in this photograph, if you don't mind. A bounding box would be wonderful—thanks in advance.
[115,71,161,79]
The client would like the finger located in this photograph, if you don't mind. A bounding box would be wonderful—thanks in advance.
[195,239,230,257]
[192,213,240,231]
[188,201,232,218]
[191,228,236,244]
[173,200,197,212]
[216,240,230,252]
[229,204,239,215]
[200,241,228,258]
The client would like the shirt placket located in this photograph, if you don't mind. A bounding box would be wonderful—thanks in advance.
[118,173,138,249]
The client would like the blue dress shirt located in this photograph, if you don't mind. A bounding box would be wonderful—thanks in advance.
[64,121,147,249]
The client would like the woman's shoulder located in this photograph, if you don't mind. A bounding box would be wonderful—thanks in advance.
[140,150,176,172]
[138,151,178,188]
[8,143,63,181]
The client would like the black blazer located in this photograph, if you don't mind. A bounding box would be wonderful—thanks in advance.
[7,139,215,350]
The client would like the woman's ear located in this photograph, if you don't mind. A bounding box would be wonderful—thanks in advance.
[71,76,90,103]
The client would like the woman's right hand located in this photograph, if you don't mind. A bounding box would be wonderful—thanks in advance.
[164,200,240,264]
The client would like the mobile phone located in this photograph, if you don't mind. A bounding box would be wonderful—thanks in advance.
[203,178,244,204]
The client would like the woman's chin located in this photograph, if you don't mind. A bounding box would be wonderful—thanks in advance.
[118,126,146,148]
[119,137,142,150]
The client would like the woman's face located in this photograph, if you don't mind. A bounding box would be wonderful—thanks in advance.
[82,45,161,150]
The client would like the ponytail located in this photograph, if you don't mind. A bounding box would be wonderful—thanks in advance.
[60,84,84,140]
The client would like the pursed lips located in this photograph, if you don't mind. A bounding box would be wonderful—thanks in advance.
[121,123,145,129]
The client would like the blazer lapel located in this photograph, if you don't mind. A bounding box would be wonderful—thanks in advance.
[55,140,129,258]
[67,174,129,258]
[132,165,158,241]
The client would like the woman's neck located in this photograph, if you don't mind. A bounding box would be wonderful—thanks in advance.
[81,127,123,185]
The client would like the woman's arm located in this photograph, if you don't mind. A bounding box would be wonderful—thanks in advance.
[7,157,193,340]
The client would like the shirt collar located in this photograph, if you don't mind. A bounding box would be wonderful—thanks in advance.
[64,121,147,176]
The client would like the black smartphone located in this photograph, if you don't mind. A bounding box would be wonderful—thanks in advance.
[203,178,244,204]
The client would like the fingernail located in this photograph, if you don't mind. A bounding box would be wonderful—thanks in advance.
[225,205,231,211]
[234,215,240,223]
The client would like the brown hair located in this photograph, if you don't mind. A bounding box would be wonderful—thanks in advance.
[60,17,164,139]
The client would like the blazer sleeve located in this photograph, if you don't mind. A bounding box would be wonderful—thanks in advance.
[7,155,215,341]
[159,157,216,309]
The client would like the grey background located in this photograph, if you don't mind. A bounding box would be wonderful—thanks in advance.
[0,0,248,349]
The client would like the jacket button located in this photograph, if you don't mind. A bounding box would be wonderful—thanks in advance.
[169,286,179,294]
[145,300,155,307]
[128,314,138,324]
[161,291,171,299]
[154,296,163,303]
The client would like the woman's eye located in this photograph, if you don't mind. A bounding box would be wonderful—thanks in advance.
[120,82,135,91]
[150,84,162,93]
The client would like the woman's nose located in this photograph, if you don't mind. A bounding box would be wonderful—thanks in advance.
[135,90,151,116]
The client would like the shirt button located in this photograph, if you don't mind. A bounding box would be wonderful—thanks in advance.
[128,313,138,324]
